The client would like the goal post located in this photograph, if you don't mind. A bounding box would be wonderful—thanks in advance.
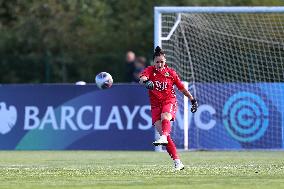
[154,6,284,150]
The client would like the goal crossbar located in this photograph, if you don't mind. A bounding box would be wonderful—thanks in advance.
[155,6,284,48]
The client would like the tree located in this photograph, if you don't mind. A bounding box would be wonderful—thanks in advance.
[0,0,283,83]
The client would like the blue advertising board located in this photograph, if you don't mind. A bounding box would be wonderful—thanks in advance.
[0,83,283,150]
[173,83,283,150]
[0,84,154,150]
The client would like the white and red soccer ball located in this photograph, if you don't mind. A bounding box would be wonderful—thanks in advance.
[95,72,113,89]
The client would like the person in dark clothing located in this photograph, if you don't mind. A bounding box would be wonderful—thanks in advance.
[125,51,136,82]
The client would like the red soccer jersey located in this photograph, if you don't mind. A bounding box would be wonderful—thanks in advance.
[140,65,185,106]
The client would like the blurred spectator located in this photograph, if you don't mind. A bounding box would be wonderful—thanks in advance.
[125,51,136,82]
[132,56,147,83]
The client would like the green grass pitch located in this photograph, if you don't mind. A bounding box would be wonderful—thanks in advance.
[0,151,283,189]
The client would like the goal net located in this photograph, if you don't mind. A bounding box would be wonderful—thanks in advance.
[155,7,284,150]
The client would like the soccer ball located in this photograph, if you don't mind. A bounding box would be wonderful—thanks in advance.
[95,72,113,89]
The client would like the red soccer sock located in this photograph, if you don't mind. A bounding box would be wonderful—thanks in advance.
[166,135,179,160]
[161,119,171,136]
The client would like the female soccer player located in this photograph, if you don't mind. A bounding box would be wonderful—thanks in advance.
[139,46,198,171]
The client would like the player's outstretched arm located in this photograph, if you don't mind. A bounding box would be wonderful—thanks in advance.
[139,76,154,90]
[180,88,198,113]
[139,76,148,85]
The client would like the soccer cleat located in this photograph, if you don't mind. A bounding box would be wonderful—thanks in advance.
[174,161,185,171]
[152,135,168,146]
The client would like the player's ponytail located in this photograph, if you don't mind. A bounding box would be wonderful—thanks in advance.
[153,46,165,60]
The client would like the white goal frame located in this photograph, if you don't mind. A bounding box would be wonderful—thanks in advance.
[154,6,284,150]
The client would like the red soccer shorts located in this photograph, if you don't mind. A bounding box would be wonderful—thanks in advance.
[151,101,177,125]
